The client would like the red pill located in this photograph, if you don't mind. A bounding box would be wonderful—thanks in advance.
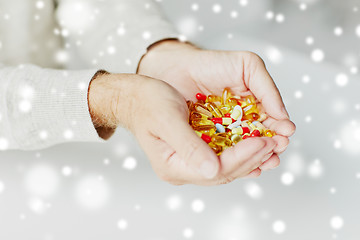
[242,127,250,134]
[196,93,207,101]
[250,129,261,137]
[224,113,231,118]
[211,117,235,125]
[195,131,211,143]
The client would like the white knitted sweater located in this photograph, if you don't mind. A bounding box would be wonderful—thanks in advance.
[0,0,177,150]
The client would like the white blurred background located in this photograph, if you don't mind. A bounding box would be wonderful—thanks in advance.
[1,0,360,239]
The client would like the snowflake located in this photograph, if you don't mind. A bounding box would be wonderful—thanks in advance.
[0,180,5,193]
[212,4,222,14]
[330,216,344,230]
[265,11,274,20]
[356,25,360,38]
[244,181,263,199]
[166,194,182,211]
[0,137,9,150]
[19,100,32,113]
[305,36,314,45]
[334,27,343,36]
[25,164,59,197]
[275,14,285,23]
[191,199,205,213]
[281,172,295,185]
[122,156,137,170]
[142,31,151,40]
[311,49,325,62]
[299,3,307,10]
[265,46,283,64]
[305,115,312,123]
[239,0,248,7]
[302,75,311,83]
[335,73,348,87]
[294,90,303,99]
[307,159,323,178]
[117,219,128,230]
[272,220,286,234]
[183,228,194,238]
[36,1,45,9]
[75,175,110,210]
[191,3,199,11]
[63,129,74,139]
[62,166,73,176]
[39,130,48,140]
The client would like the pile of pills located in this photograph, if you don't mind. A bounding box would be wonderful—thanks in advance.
[187,88,276,155]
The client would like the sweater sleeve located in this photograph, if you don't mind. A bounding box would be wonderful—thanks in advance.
[0,64,103,150]
[55,0,179,73]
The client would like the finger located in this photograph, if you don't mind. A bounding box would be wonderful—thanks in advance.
[262,117,296,137]
[243,168,262,178]
[259,154,280,171]
[271,135,289,155]
[220,137,276,177]
[156,110,220,179]
[244,52,289,120]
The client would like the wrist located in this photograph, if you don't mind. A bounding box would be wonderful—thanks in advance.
[88,72,137,139]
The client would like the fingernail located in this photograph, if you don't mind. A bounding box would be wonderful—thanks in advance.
[199,161,217,179]
[281,107,289,119]
[261,152,273,163]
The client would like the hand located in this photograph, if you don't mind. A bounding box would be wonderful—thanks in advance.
[88,73,278,185]
[138,40,296,177]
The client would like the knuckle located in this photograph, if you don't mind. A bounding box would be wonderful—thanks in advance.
[183,141,200,162]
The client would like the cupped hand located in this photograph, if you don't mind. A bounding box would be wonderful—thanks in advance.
[89,73,279,185]
[138,40,296,176]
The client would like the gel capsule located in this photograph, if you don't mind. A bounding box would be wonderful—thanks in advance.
[207,95,221,103]
[196,93,207,101]
[194,103,213,118]
[211,117,234,125]
[205,102,223,118]
[250,129,261,137]
[230,105,243,120]
[231,134,242,144]
[192,119,214,127]
[208,142,223,155]
[231,127,243,135]
[221,88,232,105]
[195,131,212,143]
[242,113,260,121]
[193,125,216,132]
[211,133,232,147]
[190,112,209,122]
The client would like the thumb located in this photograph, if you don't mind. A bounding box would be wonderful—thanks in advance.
[157,110,220,179]
[245,53,289,120]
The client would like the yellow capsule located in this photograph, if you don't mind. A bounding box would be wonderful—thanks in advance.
[252,121,266,133]
[242,113,260,122]
[247,122,256,131]
[192,119,214,127]
[243,95,256,105]
[243,104,259,115]
[258,113,268,122]
[231,127,243,135]
[211,134,232,147]
[200,128,216,136]
[231,134,242,144]
[221,88,232,105]
[193,125,216,132]
[187,100,194,112]
[208,142,223,155]
[206,95,221,103]
[205,102,223,118]
[230,105,243,120]
[194,103,213,118]
[189,112,209,122]
[226,98,238,107]
[264,129,274,137]
[219,105,232,115]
